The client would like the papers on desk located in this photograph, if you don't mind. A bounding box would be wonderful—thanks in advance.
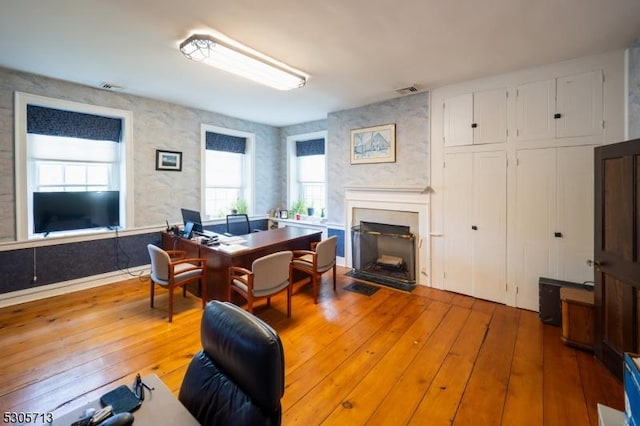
[218,235,247,244]
[217,243,248,254]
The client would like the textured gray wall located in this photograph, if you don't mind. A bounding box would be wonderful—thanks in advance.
[629,37,640,139]
[0,67,281,242]
[326,92,430,224]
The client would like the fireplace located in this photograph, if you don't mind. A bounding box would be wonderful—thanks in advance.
[344,185,430,286]
[351,221,416,290]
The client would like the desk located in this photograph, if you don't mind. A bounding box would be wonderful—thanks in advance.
[162,227,322,301]
[50,374,199,425]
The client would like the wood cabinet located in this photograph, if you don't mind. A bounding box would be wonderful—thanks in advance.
[560,287,595,350]
[443,151,507,303]
[514,145,594,311]
[443,88,508,147]
[516,70,603,142]
[594,138,640,379]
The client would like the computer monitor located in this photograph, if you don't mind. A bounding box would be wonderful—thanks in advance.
[180,208,203,233]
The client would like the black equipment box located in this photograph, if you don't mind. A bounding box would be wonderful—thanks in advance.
[538,277,593,326]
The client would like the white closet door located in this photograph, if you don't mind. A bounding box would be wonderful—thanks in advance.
[515,148,557,311]
[556,145,594,283]
[443,93,473,147]
[516,79,555,141]
[556,70,603,139]
[471,151,507,303]
[473,89,507,145]
[443,153,473,295]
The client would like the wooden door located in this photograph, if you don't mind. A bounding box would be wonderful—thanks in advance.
[556,70,603,139]
[515,148,557,311]
[473,89,508,145]
[471,151,506,303]
[556,146,595,283]
[443,93,473,147]
[594,138,640,378]
[443,153,473,295]
[516,79,555,141]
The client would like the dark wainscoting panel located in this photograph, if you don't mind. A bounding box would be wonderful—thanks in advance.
[0,232,160,295]
[328,228,345,258]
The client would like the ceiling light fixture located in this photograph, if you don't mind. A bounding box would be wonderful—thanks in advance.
[179,34,306,91]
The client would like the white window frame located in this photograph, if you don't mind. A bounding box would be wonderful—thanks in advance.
[200,124,255,219]
[286,130,327,214]
[14,92,133,241]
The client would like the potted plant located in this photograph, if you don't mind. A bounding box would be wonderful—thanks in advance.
[230,198,248,214]
[290,199,306,218]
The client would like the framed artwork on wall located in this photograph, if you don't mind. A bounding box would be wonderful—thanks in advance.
[350,124,396,164]
[155,149,182,171]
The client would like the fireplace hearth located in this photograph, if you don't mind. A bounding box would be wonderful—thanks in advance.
[350,221,416,291]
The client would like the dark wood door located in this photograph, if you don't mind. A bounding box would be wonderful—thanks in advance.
[594,138,640,379]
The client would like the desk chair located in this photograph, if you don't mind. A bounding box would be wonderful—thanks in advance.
[229,251,294,317]
[226,213,251,235]
[291,236,338,304]
[179,301,285,426]
[147,244,207,322]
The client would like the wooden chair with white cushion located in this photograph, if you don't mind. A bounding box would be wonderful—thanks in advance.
[147,244,207,322]
[228,250,294,317]
[291,236,338,304]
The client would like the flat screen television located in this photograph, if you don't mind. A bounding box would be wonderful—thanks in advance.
[33,191,120,234]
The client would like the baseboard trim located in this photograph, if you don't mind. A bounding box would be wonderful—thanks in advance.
[0,265,149,308]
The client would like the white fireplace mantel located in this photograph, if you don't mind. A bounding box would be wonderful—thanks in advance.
[344,185,431,286]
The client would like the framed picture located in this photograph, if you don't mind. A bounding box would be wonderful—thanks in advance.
[155,150,182,171]
[350,124,396,164]
[280,210,289,219]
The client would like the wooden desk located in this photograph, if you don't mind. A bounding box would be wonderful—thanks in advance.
[162,227,322,301]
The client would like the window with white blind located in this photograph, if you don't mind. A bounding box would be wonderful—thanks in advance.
[14,92,132,240]
[287,131,327,217]
[202,125,254,219]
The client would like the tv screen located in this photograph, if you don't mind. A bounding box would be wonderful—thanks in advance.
[33,191,120,234]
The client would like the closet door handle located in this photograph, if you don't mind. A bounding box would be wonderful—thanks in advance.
[554,232,563,238]
[471,225,478,230]
[471,123,478,128]
[553,113,562,119]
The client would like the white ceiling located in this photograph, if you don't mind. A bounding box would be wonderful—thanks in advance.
[1,0,639,127]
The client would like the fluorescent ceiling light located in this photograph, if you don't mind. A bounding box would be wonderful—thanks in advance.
[179,34,306,91]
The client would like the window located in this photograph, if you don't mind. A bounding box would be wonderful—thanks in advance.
[15,93,132,240]
[202,125,254,219]
[287,131,327,216]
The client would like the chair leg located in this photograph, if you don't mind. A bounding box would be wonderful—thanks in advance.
[200,278,206,309]
[313,274,319,304]
[287,284,292,318]
[332,265,337,292]
[150,280,155,308]
[182,286,186,298]
[168,288,174,323]
[267,297,271,308]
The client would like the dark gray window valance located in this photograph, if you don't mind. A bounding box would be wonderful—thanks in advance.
[296,138,325,157]
[205,131,247,154]
[27,105,122,142]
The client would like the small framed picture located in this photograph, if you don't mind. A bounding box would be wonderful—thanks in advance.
[155,150,182,171]
[280,210,289,219]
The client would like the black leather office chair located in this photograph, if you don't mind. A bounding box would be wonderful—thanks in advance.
[226,213,251,235]
[179,301,285,426]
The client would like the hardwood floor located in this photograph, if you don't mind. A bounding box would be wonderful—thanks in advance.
[0,267,623,425]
